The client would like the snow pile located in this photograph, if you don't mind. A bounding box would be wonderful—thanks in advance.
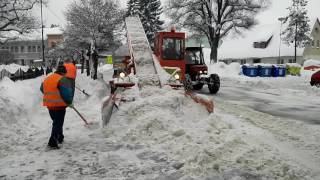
[0,64,29,73]
[0,76,43,157]
[207,62,241,77]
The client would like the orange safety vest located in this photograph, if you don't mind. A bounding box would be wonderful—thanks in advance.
[64,63,77,79]
[43,73,67,107]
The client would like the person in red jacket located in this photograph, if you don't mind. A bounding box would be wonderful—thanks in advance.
[40,64,73,149]
[63,58,77,98]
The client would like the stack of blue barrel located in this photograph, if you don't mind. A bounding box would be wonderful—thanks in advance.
[242,65,286,77]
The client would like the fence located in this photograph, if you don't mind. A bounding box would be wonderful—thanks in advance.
[0,67,53,81]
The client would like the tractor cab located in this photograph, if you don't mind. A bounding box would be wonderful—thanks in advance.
[154,28,220,94]
[154,28,186,81]
[185,47,208,76]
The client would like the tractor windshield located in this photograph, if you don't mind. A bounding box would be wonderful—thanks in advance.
[186,50,201,65]
[162,38,184,60]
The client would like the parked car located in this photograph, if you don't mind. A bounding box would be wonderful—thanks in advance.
[310,70,320,87]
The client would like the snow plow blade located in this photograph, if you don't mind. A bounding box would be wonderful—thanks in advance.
[185,91,214,113]
[101,93,119,127]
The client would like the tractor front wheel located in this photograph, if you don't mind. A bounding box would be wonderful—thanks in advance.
[208,74,220,94]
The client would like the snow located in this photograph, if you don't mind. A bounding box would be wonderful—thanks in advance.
[1,61,320,179]
[0,64,29,73]
[303,59,320,67]
[216,23,304,59]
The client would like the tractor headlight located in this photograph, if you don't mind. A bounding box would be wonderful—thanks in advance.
[174,74,180,80]
[204,71,207,74]
[199,71,203,74]
[119,72,125,78]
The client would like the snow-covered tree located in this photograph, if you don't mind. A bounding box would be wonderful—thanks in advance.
[282,0,311,60]
[126,0,164,44]
[64,0,124,51]
[166,0,270,63]
[141,0,164,43]
[0,0,40,43]
[126,0,140,17]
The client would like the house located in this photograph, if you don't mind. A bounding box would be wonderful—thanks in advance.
[0,27,63,66]
[207,18,320,65]
[303,18,320,60]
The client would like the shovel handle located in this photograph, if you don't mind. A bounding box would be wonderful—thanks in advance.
[70,106,89,125]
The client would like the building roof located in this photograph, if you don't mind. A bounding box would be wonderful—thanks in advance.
[218,22,305,60]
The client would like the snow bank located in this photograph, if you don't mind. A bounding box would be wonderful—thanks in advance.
[207,62,241,77]
[303,59,320,67]
[0,76,43,157]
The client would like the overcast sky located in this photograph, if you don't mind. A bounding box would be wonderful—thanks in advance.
[38,0,320,28]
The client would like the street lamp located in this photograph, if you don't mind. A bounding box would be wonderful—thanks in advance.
[40,0,45,67]
[278,17,286,64]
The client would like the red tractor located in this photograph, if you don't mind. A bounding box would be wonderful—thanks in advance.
[153,28,220,94]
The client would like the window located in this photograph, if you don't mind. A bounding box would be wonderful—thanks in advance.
[186,50,201,64]
[288,59,296,63]
[311,40,315,47]
[21,46,24,53]
[28,46,32,52]
[10,46,14,52]
[32,46,36,52]
[14,46,18,53]
[51,42,56,48]
[162,38,184,60]
[241,60,247,65]
[253,58,261,63]
[277,59,285,64]
[37,46,41,52]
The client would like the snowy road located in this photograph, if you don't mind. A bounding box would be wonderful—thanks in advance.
[201,76,320,124]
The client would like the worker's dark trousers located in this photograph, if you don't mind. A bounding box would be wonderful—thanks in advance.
[49,109,66,141]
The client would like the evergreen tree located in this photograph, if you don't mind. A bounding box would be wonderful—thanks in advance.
[126,0,164,44]
[126,0,140,17]
[145,0,164,43]
[282,0,311,47]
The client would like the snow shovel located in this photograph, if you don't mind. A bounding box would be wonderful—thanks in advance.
[69,105,92,126]
[75,86,90,97]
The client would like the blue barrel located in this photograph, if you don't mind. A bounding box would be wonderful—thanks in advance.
[244,66,259,77]
[272,65,286,77]
[258,66,272,77]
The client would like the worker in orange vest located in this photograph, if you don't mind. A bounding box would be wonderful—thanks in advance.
[40,64,73,149]
[63,58,77,98]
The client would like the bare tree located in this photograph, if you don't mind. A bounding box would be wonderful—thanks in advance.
[166,0,270,63]
[0,0,40,43]
[64,0,124,51]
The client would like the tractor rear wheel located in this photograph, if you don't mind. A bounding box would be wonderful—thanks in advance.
[208,74,220,94]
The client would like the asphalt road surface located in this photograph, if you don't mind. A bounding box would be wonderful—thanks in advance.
[201,84,320,124]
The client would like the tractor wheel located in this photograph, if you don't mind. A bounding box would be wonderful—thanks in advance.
[184,74,193,91]
[193,83,204,90]
[315,83,320,88]
[208,74,220,94]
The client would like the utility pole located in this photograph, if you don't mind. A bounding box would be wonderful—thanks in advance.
[294,21,298,63]
[278,17,286,63]
[40,0,45,67]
